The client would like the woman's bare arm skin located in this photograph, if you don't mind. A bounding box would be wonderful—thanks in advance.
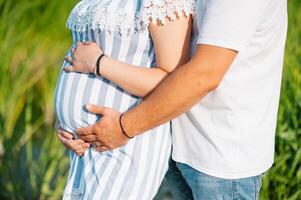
[65,15,192,97]
[99,16,192,97]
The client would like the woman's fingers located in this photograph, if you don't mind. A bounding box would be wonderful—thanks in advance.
[73,140,90,149]
[60,131,73,140]
[95,145,110,152]
[74,140,90,156]
[55,121,73,147]
[83,143,91,148]
[64,56,73,64]
[64,66,75,72]
[57,134,76,151]
[83,41,92,45]
[64,139,89,152]
[57,132,68,144]
[75,146,88,154]
[76,152,84,156]
[55,122,91,154]
[56,126,73,140]
[76,41,82,47]
[70,47,76,54]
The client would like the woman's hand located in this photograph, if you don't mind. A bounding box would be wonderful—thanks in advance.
[55,121,90,156]
[64,42,103,74]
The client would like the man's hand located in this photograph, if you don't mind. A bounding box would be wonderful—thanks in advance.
[77,104,129,152]
[55,121,90,156]
[64,42,103,73]
[117,45,237,136]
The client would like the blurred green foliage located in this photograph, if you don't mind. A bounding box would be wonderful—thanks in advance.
[0,0,300,199]
[0,0,74,199]
[260,1,301,199]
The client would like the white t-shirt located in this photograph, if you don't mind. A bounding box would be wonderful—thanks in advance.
[172,0,288,179]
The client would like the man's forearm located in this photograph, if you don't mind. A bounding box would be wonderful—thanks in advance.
[122,45,237,137]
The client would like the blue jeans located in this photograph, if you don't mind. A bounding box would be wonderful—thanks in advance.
[165,159,263,200]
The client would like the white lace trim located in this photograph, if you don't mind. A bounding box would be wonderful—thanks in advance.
[141,0,196,26]
[66,0,196,35]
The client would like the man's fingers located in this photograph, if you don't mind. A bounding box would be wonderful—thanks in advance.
[77,125,95,136]
[64,66,75,72]
[85,104,107,115]
[79,135,97,142]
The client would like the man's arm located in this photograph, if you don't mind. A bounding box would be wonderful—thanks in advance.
[122,44,237,137]
[77,44,237,150]
[77,0,267,150]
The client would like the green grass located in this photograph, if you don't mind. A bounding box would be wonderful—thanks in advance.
[260,1,301,199]
[0,0,75,199]
[0,0,300,199]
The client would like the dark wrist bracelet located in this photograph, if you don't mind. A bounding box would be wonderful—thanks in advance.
[119,113,134,139]
[95,53,106,76]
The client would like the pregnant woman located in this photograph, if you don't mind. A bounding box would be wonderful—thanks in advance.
[54,0,195,199]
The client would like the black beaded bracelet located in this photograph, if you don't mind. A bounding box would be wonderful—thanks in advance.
[95,53,106,76]
[119,113,134,139]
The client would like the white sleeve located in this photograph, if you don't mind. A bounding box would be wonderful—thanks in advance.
[141,0,196,26]
[197,0,269,51]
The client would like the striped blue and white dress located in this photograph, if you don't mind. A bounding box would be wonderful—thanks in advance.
[54,0,195,199]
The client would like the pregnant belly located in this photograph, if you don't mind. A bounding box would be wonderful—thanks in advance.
[54,68,139,135]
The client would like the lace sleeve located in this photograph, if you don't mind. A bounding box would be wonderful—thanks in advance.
[141,0,196,27]
[66,0,196,35]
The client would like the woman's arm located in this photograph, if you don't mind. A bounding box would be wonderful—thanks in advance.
[55,121,90,156]
[65,15,192,97]
[100,16,192,97]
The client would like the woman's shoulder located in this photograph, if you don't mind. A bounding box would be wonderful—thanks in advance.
[66,0,196,35]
